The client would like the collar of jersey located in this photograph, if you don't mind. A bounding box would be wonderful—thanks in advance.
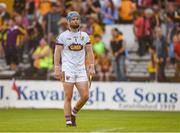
[68,29,80,34]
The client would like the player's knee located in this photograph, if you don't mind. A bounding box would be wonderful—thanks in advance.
[82,94,89,102]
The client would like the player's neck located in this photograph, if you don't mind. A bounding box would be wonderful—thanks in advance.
[69,28,79,33]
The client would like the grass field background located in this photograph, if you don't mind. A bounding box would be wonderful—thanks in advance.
[0,109,179,132]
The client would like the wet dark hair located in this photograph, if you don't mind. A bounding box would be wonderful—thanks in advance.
[113,28,123,35]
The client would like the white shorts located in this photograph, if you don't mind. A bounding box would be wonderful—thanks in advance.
[62,67,88,83]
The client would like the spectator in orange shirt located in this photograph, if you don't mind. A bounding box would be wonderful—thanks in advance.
[119,0,136,23]
[39,0,51,16]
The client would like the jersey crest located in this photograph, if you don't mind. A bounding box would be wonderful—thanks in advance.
[68,44,83,51]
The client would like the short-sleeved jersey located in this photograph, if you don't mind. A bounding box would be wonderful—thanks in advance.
[56,30,90,72]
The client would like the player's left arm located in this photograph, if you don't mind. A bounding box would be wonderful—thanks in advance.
[85,43,95,76]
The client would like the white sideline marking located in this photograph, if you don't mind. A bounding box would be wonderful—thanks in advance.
[90,127,124,133]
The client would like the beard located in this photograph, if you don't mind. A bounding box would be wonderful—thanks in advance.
[70,24,80,29]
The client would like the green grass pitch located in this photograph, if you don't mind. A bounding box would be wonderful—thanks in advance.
[0,109,179,132]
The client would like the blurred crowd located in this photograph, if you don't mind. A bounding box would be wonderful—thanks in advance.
[0,0,179,81]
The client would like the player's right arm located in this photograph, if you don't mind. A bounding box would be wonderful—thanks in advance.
[54,44,63,80]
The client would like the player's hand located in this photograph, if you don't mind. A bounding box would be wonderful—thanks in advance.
[54,66,62,80]
[88,64,95,76]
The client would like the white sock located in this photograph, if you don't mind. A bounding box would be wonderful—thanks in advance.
[72,107,78,116]
[66,121,72,125]
[72,111,76,116]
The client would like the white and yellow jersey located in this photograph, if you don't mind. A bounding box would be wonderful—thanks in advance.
[56,30,90,82]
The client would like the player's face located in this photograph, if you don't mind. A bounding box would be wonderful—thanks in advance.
[69,16,80,29]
